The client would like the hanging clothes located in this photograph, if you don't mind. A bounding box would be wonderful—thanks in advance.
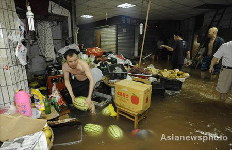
[37,21,55,61]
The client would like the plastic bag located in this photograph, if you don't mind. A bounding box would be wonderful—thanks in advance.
[86,47,103,57]
[50,83,66,106]
[58,44,80,55]
[15,42,27,65]
[31,89,45,111]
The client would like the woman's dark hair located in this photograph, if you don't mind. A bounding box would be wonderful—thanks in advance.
[63,49,80,59]
[174,31,183,37]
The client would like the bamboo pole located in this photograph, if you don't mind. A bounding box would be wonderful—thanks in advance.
[138,0,151,66]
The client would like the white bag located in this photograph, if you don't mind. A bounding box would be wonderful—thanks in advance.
[15,42,27,65]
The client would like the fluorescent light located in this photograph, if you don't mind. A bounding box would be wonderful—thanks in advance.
[80,15,93,18]
[117,3,136,8]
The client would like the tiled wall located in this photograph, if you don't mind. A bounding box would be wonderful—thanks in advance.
[0,0,29,106]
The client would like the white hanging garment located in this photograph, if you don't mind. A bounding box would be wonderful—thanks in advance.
[37,21,55,61]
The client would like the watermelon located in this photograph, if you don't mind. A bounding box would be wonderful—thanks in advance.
[73,96,89,111]
[107,125,123,139]
[84,123,103,136]
[102,106,110,116]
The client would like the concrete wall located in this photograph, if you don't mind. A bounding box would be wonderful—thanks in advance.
[179,6,232,57]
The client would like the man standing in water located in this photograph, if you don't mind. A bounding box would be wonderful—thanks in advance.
[199,27,224,80]
[209,41,232,102]
[160,31,191,70]
[62,49,95,113]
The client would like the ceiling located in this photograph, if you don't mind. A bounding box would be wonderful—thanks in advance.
[75,0,232,24]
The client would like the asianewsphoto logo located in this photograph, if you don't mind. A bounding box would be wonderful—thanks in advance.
[160,134,228,142]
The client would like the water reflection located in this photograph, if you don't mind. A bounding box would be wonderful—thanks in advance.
[53,62,232,150]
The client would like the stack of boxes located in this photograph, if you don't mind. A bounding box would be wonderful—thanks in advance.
[0,0,29,106]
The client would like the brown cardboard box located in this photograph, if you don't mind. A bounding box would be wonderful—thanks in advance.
[115,80,152,114]
[0,114,47,142]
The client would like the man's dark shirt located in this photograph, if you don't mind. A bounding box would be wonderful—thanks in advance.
[172,40,190,65]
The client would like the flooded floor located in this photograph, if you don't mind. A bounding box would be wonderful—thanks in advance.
[52,60,232,150]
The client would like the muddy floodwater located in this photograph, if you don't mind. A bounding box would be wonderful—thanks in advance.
[53,61,232,150]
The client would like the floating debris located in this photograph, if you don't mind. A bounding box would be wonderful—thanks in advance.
[225,126,232,133]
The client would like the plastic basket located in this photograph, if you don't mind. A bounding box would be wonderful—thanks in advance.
[107,64,127,80]
[128,73,152,79]
[49,118,82,146]
[160,77,183,91]
[152,81,165,96]
[152,81,165,89]
[48,127,54,150]
[92,91,112,107]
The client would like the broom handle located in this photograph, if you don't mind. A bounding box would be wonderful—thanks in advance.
[139,0,151,66]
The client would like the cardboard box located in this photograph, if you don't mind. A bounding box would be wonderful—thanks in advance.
[115,80,152,114]
[0,114,47,142]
